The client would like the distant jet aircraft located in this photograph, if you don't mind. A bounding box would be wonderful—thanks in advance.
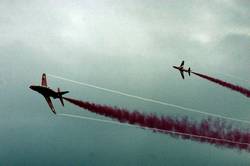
[173,61,191,79]
[29,73,69,114]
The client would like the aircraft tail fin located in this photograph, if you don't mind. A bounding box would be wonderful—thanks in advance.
[188,67,191,76]
[41,73,47,87]
[57,88,69,107]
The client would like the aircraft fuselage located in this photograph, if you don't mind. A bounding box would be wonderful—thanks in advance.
[173,66,188,72]
[173,61,191,79]
[29,85,59,99]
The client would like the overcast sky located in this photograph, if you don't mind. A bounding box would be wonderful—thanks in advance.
[1,0,250,165]
[1,0,249,65]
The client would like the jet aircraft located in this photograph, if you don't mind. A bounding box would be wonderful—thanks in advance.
[173,61,191,79]
[30,73,69,114]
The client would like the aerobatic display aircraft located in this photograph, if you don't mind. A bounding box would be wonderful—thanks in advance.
[173,61,191,79]
[30,73,69,114]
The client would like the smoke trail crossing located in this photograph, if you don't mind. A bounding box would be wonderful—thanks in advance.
[192,72,250,98]
[48,74,250,124]
[59,113,250,147]
[215,72,250,84]
[63,97,250,151]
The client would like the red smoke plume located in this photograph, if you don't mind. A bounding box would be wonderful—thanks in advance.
[64,97,250,151]
[192,72,250,98]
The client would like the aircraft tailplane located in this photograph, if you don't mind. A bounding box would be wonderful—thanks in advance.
[188,68,191,76]
[58,88,69,106]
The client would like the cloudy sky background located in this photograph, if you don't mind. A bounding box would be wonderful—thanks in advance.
[1,0,250,165]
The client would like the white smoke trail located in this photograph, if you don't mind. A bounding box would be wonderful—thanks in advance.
[58,113,250,146]
[216,72,250,84]
[196,66,250,84]
[48,74,250,124]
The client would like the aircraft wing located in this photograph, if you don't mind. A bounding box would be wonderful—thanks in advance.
[44,96,56,114]
[180,61,184,67]
[180,71,185,79]
[41,73,47,87]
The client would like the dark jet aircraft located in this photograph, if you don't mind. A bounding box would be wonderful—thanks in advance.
[30,73,69,114]
[173,61,191,79]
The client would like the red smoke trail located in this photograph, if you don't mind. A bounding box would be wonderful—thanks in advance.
[64,97,250,151]
[192,72,250,98]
